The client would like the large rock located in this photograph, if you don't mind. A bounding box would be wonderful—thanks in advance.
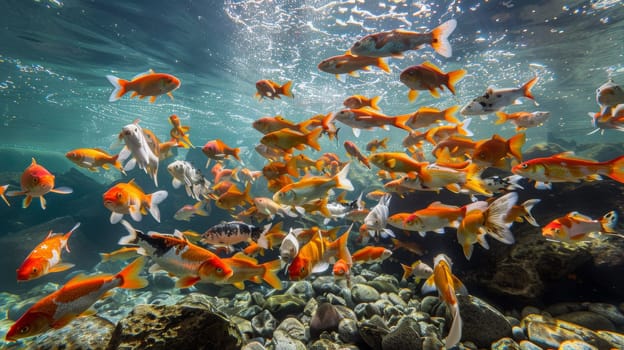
[381,317,422,350]
[457,295,512,348]
[106,304,243,350]
[19,316,115,350]
[521,314,614,350]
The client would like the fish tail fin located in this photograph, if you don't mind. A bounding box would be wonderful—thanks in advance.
[445,302,463,349]
[408,89,418,103]
[116,256,148,289]
[233,147,241,161]
[118,220,140,245]
[243,182,253,205]
[335,225,353,265]
[600,211,618,233]
[322,112,335,130]
[393,114,413,132]
[445,69,466,95]
[380,137,389,150]
[262,259,283,290]
[147,190,168,223]
[285,157,300,177]
[522,76,539,101]
[63,222,81,253]
[194,201,210,217]
[0,185,10,206]
[400,263,413,281]
[459,117,473,137]
[257,223,272,249]
[111,154,127,175]
[377,58,390,73]
[508,132,526,162]
[370,96,382,111]
[485,192,518,244]
[430,19,457,58]
[281,80,294,98]
[334,163,354,191]
[495,111,508,125]
[607,155,624,183]
[440,105,460,124]
[106,75,129,102]
[521,199,541,227]
[306,127,323,151]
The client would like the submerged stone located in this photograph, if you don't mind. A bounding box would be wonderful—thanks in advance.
[276,317,307,343]
[251,309,277,338]
[352,283,380,304]
[310,302,343,340]
[557,311,615,331]
[491,337,520,350]
[457,295,512,348]
[381,317,422,350]
[521,314,612,350]
[263,294,306,318]
[559,339,599,350]
[270,329,306,350]
[26,316,115,350]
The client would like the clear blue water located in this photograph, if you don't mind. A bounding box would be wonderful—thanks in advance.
[1,0,624,345]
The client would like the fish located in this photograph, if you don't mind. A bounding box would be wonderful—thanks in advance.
[368,152,426,174]
[495,111,550,131]
[587,105,624,135]
[460,76,539,116]
[471,133,525,169]
[167,160,211,201]
[253,197,298,219]
[402,130,427,150]
[542,211,618,243]
[260,127,323,152]
[391,238,425,256]
[363,193,394,239]
[198,252,282,290]
[421,254,467,349]
[65,148,125,175]
[255,79,294,100]
[16,222,80,281]
[402,105,460,130]
[279,229,300,268]
[424,118,473,145]
[457,192,518,259]
[117,120,160,186]
[173,201,211,221]
[400,260,433,282]
[118,221,233,288]
[201,221,271,249]
[343,95,381,111]
[399,164,467,194]
[239,168,262,184]
[252,115,310,135]
[332,258,352,288]
[287,226,352,281]
[7,158,73,209]
[349,19,457,58]
[102,179,168,224]
[273,163,353,206]
[511,152,624,188]
[332,108,412,137]
[212,182,252,210]
[262,160,299,179]
[106,69,180,103]
[0,184,10,206]
[318,51,390,79]
[5,256,148,341]
[168,114,193,148]
[201,139,241,166]
[389,201,487,237]
[431,135,476,159]
[504,199,541,227]
[351,246,392,264]
[596,79,624,114]
[343,141,371,168]
[481,174,524,193]
[99,246,141,263]
[366,137,388,152]
[399,62,466,102]
[255,144,287,161]
[212,163,240,184]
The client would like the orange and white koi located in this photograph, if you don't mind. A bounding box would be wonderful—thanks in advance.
[168,114,193,148]
[106,69,180,103]
[273,164,353,206]
[366,137,388,152]
[6,257,148,341]
[199,252,282,290]
[351,246,392,264]
[388,201,486,237]
[7,158,73,209]
[512,152,624,188]
[350,19,457,58]
[65,148,125,175]
[596,79,624,114]
[400,260,432,282]
[287,227,352,281]
[344,141,371,169]
[255,79,294,100]
[102,179,168,224]
[260,127,323,152]
[16,223,80,281]
[332,108,411,137]
[460,77,539,116]
[400,62,466,102]
[495,111,550,132]
[421,254,467,348]
[118,221,233,288]
[254,197,298,219]
[588,105,624,135]
[344,95,381,111]
[318,51,390,79]
[542,211,618,243]
[202,139,241,166]
[332,258,352,287]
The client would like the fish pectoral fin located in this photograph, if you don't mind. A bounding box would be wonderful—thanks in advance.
[48,262,75,273]
[175,275,200,288]
[148,263,163,274]
[51,186,73,194]
[232,282,246,290]
[129,205,143,222]
[311,262,330,273]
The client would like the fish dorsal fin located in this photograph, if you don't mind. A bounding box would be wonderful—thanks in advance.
[132,70,153,80]
[93,147,109,154]
[421,61,443,74]
[567,211,592,221]
[173,229,188,241]
[344,49,353,56]
[232,252,258,264]
[427,201,458,210]
[127,179,144,192]
[44,230,55,240]
[65,273,95,285]
[551,152,591,161]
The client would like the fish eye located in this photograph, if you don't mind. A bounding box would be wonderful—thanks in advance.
[300,267,306,273]
[33,178,39,184]
[479,102,486,107]
[479,152,487,159]
[216,267,223,273]
[20,326,30,334]
[521,163,528,169]
[116,193,122,199]
[32,267,38,273]
[353,42,360,47]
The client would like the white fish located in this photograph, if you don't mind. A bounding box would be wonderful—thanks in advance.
[460,77,539,117]
[167,160,212,201]
[596,79,624,114]
[118,120,159,186]
[364,193,394,239]
[279,229,300,268]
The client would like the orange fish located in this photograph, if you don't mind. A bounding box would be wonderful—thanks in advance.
[366,137,388,153]
[273,164,353,206]
[65,148,126,175]
[252,115,309,134]
[332,108,412,137]
[168,114,193,148]
[400,260,432,282]
[432,136,476,159]
[0,184,11,206]
[495,111,550,132]
[6,257,148,341]
[512,152,624,188]
[212,183,252,210]
[471,133,525,169]
[202,139,241,166]
[421,254,466,349]
[351,246,392,264]
[343,95,381,111]
[16,223,80,281]
[542,211,617,243]
[260,127,323,152]
[262,160,299,179]
[318,51,390,79]
[402,131,427,150]
[344,141,371,169]
[255,79,294,100]
[424,118,473,145]
[7,158,73,209]
[402,105,460,130]
[255,144,287,161]
[199,252,282,290]
[368,152,427,174]
[106,69,180,103]
[332,258,352,287]
[287,227,352,281]
[284,153,324,173]
[102,179,168,224]
[400,62,466,102]
[212,163,240,184]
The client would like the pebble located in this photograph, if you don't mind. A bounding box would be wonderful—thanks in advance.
[558,311,615,331]
[312,276,343,296]
[388,292,407,308]
[381,317,422,350]
[354,302,381,320]
[398,288,412,303]
[586,302,624,326]
[325,293,346,306]
[544,302,586,317]
[457,294,512,348]
[422,335,444,350]
[285,280,315,300]
[270,329,306,350]
[596,330,624,348]
[519,340,543,350]
[522,314,612,349]
[512,325,527,342]
[263,294,306,318]
[240,305,263,320]
[420,296,441,315]
[310,302,343,340]
[242,341,266,350]
[491,337,521,350]
[232,316,254,339]
[276,317,307,343]
[521,306,541,319]
[352,283,380,304]
[559,339,599,350]
[308,338,341,350]
[338,318,361,344]
[251,309,277,338]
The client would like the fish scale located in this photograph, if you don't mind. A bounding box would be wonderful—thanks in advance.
[201,222,262,246]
